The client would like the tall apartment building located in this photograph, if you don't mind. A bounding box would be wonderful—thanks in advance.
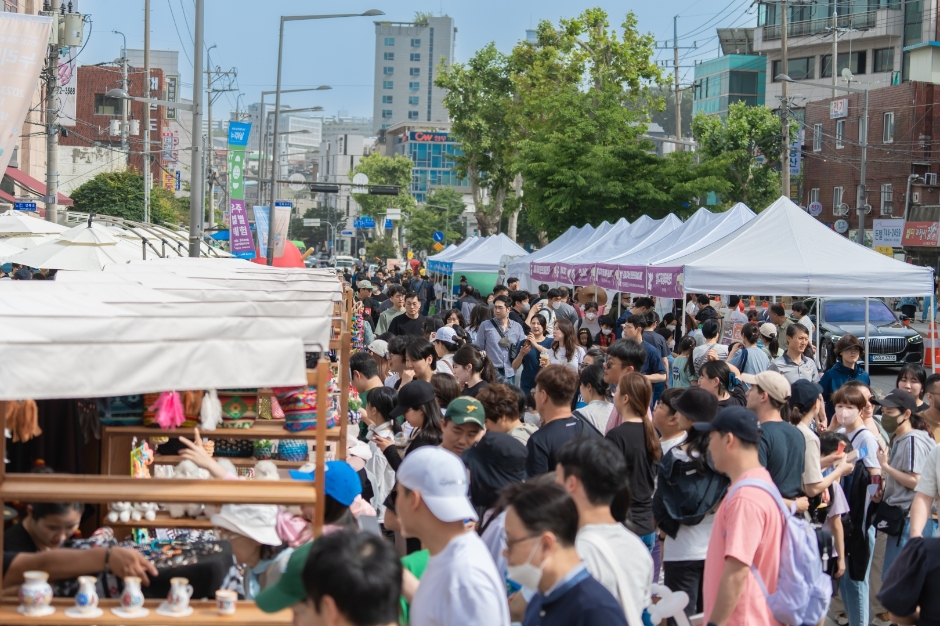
[373,15,456,134]
[752,1,928,112]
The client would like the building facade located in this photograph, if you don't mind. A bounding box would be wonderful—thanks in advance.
[383,121,470,202]
[372,16,455,134]
[801,81,940,251]
[692,54,766,117]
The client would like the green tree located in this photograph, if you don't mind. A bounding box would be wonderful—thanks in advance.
[71,170,184,224]
[349,152,416,243]
[403,188,466,254]
[435,43,517,237]
[691,101,790,210]
[365,235,399,262]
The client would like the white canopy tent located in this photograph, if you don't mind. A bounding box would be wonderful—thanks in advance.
[508,224,594,291]
[529,219,626,284]
[451,233,527,273]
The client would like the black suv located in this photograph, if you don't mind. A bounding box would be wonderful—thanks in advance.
[805,297,924,370]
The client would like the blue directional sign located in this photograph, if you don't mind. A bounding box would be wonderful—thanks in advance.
[384,219,393,229]
[354,216,376,229]
[175,170,181,191]
[341,230,354,237]
[432,231,445,243]
[13,201,36,212]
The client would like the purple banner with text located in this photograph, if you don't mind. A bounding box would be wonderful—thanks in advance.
[229,201,255,259]
[648,267,684,299]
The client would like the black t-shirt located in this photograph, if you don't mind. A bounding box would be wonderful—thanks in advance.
[359,296,379,329]
[606,422,658,536]
[525,416,599,477]
[758,420,806,499]
[878,537,940,625]
[462,381,489,398]
[3,522,38,572]
[717,386,748,410]
[387,314,427,337]
[508,309,530,335]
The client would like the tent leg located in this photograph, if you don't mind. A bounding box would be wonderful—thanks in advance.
[681,289,687,338]
[864,296,870,374]
[816,301,821,369]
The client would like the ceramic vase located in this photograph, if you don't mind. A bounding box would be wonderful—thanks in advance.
[18,571,52,615]
[120,576,145,612]
[74,576,98,613]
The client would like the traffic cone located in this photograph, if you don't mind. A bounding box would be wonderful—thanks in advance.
[749,296,756,311]
[924,323,939,367]
[762,300,769,316]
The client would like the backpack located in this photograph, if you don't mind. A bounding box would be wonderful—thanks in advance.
[725,478,831,626]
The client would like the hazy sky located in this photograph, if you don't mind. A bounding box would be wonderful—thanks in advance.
[79,0,753,118]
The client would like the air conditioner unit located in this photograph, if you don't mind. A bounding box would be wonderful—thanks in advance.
[913,191,921,204]
[833,202,850,216]
[927,173,938,186]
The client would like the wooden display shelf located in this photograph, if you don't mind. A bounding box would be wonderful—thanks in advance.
[0,599,290,625]
[106,511,215,530]
[0,476,316,506]
[102,423,341,441]
[153,455,308,469]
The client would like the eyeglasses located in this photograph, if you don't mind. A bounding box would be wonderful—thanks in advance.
[504,533,540,548]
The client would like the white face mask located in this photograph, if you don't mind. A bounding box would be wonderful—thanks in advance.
[601,328,612,336]
[586,312,597,321]
[835,406,859,427]
[506,539,544,591]
[667,339,675,350]
[551,301,562,310]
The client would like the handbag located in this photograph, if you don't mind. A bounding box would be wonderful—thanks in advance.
[490,319,520,361]
[871,501,907,536]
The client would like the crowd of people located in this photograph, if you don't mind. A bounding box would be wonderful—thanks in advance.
[9,267,940,626]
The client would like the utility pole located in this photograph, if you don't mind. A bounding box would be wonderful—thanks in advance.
[188,0,205,256]
[656,18,696,142]
[205,61,237,228]
[780,0,790,198]
[856,87,869,246]
[143,0,151,222]
[832,4,838,98]
[114,32,129,160]
[44,0,61,224]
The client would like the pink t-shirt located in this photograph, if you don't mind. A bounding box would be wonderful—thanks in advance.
[604,406,653,434]
[702,467,783,626]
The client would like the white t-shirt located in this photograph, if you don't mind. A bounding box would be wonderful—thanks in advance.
[411,531,510,626]
[692,342,729,377]
[729,309,749,325]
[840,425,881,470]
[663,512,714,562]
[659,432,687,458]
[550,345,585,371]
[576,523,652,626]
[798,315,815,336]
[479,509,508,576]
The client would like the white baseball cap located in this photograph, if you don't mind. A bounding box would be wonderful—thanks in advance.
[396,446,477,522]
[434,325,459,346]
[211,504,281,546]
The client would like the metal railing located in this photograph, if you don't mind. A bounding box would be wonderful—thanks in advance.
[763,10,879,40]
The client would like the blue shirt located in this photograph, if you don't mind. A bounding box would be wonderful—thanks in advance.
[517,337,554,396]
[523,565,627,626]
[474,318,526,377]
[641,340,666,406]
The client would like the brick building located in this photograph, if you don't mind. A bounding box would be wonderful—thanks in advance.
[802,81,940,240]
[60,64,166,179]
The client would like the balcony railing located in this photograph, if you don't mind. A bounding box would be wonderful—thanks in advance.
[763,10,878,40]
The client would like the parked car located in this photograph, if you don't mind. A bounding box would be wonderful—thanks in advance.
[331,255,357,271]
[804,297,924,369]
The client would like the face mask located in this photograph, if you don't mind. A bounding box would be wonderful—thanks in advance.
[835,406,859,427]
[881,412,905,434]
[586,313,597,321]
[522,304,531,314]
[551,301,562,310]
[667,339,675,350]
[506,539,545,591]
[601,328,612,336]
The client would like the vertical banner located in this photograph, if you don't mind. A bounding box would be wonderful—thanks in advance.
[254,205,269,252]
[226,121,252,256]
[254,204,291,256]
[57,58,77,127]
[0,14,52,177]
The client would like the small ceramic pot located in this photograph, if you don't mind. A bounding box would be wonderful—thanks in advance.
[18,571,53,615]
[166,577,194,612]
[216,589,237,615]
[74,576,98,613]
[121,576,145,612]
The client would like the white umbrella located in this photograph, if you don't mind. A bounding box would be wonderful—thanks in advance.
[0,234,56,249]
[0,240,23,260]
[4,222,144,271]
[0,211,68,234]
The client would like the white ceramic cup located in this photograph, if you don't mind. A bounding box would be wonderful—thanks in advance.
[216,589,237,615]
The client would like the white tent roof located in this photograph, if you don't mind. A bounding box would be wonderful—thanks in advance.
[0,210,68,234]
[647,203,756,265]
[451,233,528,273]
[508,224,593,291]
[530,220,625,283]
[428,237,477,262]
[649,196,934,297]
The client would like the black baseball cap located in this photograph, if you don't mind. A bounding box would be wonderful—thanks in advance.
[788,379,824,413]
[872,388,918,415]
[672,387,718,424]
[389,380,436,418]
[692,406,761,443]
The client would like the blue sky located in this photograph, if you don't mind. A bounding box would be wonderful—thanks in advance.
[80,0,753,118]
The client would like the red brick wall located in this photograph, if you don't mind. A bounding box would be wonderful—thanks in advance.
[802,81,940,230]
[61,65,165,175]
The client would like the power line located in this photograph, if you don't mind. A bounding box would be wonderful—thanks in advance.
[166,0,193,67]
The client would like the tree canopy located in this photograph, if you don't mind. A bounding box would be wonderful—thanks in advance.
[349,152,416,239]
[403,187,466,253]
[70,170,185,224]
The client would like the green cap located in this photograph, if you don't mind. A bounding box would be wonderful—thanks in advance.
[445,397,486,428]
[255,541,312,613]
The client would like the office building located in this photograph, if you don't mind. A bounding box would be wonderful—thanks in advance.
[317,133,370,254]
[383,121,470,202]
[692,54,766,117]
[373,15,456,134]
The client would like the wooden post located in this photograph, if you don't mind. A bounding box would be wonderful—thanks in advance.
[313,357,329,538]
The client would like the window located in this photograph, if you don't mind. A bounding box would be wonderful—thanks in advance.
[382,80,393,89]
[382,95,393,104]
[874,48,895,73]
[94,94,121,115]
[383,67,394,76]
[905,0,923,46]
[409,96,419,105]
[833,187,844,213]
[883,112,895,143]
[408,111,419,120]
[384,52,395,61]
[410,53,421,62]
[813,123,822,152]
[881,183,894,215]
[836,120,845,148]
[771,56,815,81]
[384,37,395,46]
[411,38,421,47]
[382,110,393,119]
[409,67,420,76]
[409,81,420,91]
[821,52,867,78]
[727,71,758,95]
[809,188,820,204]
[3,0,17,12]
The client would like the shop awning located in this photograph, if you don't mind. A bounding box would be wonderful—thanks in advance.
[3,167,73,206]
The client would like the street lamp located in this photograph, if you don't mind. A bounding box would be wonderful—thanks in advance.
[258,87,330,184]
[106,88,193,111]
[776,73,870,246]
[266,9,384,266]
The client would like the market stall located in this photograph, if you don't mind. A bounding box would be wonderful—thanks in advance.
[529,219,627,285]
[507,224,593,291]
[449,233,527,295]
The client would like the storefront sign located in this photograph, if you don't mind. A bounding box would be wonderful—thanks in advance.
[873,219,904,247]
[902,221,940,247]
[830,98,848,119]
[875,246,894,257]
[409,131,450,143]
